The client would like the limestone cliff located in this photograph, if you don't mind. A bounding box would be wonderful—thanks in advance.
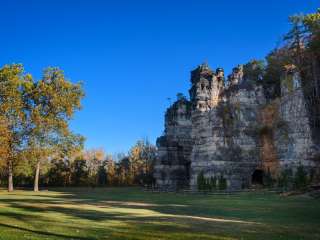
[154,62,320,190]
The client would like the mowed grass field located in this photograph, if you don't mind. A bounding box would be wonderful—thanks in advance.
[0,188,319,240]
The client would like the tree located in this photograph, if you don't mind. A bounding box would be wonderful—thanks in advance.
[139,139,157,185]
[71,157,88,186]
[197,171,205,190]
[218,175,227,190]
[277,168,293,191]
[47,158,71,187]
[105,155,116,186]
[128,139,156,185]
[284,15,308,69]
[176,93,186,101]
[129,142,144,184]
[303,9,320,55]
[0,117,10,173]
[243,59,265,84]
[294,164,308,190]
[97,161,108,186]
[263,168,274,188]
[26,67,84,191]
[209,176,217,190]
[0,64,30,191]
[117,156,133,185]
[0,117,11,187]
[303,9,320,96]
[82,148,105,187]
[264,48,292,99]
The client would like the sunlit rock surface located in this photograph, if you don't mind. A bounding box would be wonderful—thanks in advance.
[154,63,319,190]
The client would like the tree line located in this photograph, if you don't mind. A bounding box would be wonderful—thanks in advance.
[0,140,156,189]
[0,64,157,191]
[45,140,157,188]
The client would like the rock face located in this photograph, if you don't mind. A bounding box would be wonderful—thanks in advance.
[154,96,193,188]
[154,63,320,190]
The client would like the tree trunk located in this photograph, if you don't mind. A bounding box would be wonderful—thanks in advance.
[34,161,40,192]
[8,159,13,192]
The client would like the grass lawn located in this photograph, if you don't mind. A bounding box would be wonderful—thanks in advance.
[0,188,319,240]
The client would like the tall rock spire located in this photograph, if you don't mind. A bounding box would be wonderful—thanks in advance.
[189,63,224,111]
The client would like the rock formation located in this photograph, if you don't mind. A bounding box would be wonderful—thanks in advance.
[154,62,320,190]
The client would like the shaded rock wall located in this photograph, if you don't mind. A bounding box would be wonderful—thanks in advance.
[154,97,193,188]
[190,84,266,189]
[275,66,317,171]
[154,63,320,189]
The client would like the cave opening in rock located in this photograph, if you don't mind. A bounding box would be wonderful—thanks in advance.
[251,169,264,185]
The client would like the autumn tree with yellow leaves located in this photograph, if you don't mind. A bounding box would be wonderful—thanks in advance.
[0,64,84,191]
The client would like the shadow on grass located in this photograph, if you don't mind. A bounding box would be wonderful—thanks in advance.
[0,210,246,240]
[1,188,320,240]
[0,187,293,225]
[0,222,94,240]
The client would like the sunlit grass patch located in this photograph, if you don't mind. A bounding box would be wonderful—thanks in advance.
[0,188,319,239]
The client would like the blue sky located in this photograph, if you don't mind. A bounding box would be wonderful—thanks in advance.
[1,0,318,155]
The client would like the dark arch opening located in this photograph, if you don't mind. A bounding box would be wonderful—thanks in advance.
[251,169,264,185]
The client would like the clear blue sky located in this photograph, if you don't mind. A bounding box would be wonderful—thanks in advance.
[1,0,318,154]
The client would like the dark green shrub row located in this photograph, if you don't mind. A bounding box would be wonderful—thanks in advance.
[197,171,227,191]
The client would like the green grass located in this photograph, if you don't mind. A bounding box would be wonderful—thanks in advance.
[0,188,319,240]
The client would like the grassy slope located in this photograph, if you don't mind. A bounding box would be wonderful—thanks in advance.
[0,188,319,240]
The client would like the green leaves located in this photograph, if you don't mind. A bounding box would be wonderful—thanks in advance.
[0,64,85,191]
[303,9,320,34]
